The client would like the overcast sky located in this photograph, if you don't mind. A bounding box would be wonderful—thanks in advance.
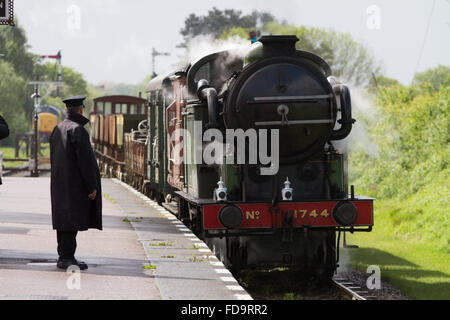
[14,0,450,85]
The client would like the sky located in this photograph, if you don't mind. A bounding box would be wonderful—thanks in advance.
[13,0,450,85]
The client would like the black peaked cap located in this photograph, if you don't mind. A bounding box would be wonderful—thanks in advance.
[62,95,86,108]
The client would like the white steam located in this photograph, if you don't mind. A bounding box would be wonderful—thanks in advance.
[178,34,251,66]
[334,88,379,158]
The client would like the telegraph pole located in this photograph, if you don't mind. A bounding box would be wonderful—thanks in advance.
[30,81,40,177]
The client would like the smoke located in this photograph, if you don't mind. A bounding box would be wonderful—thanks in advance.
[337,246,352,273]
[333,88,379,158]
[176,34,251,67]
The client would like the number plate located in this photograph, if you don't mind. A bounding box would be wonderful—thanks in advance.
[203,201,373,229]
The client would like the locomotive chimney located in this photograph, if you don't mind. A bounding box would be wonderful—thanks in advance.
[259,35,299,57]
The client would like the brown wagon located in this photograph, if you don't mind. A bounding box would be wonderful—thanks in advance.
[90,95,147,179]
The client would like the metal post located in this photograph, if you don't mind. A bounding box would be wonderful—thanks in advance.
[30,82,40,177]
[31,110,39,177]
[57,51,62,96]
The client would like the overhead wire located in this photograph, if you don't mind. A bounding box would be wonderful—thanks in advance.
[414,0,437,75]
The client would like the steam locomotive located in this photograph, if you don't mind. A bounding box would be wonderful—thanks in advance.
[92,35,374,278]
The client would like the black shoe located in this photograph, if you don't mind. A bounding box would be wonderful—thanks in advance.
[57,258,88,270]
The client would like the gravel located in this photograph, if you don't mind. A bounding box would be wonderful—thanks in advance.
[337,269,410,300]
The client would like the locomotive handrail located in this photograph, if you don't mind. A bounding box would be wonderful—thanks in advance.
[247,94,333,104]
[330,84,354,140]
[197,79,219,128]
[255,119,333,126]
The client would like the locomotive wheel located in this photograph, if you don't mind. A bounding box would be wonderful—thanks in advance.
[313,230,336,280]
[177,197,189,221]
[156,192,163,205]
[229,239,246,278]
[188,205,205,239]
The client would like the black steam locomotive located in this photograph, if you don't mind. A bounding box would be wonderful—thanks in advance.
[95,35,374,278]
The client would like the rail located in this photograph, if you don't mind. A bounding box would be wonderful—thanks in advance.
[332,275,377,300]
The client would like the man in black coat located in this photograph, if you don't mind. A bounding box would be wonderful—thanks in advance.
[0,115,9,140]
[0,115,9,186]
[49,95,102,270]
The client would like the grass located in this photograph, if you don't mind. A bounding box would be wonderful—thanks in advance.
[142,264,156,270]
[122,217,143,223]
[344,199,450,300]
[189,254,204,262]
[149,242,173,246]
[344,85,449,300]
[103,193,117,204]
[0,146,28,168]
[283,293,303,300]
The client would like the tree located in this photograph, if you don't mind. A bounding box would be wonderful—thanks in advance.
[0,20,38,79]
[190,15,382,87]
[263,22,381,86]
[412,65,450,92]
[0,60,28,146]
[179,8,274,45]
[219,26,250,40]
[0,20,38,122]
[0,21,95,146]
[35,62,89,110]
[366,75,401,94]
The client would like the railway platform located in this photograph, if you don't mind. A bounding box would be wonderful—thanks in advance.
[0,177,251,300]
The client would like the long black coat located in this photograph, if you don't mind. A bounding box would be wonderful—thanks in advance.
[50,111,102,231]
[0,115,9,185]
[0,115,9,140]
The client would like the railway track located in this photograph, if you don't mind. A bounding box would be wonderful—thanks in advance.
[332,275,377,300]
[161,192,380,300]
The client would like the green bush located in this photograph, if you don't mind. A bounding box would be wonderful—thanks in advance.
[349,80,449,249]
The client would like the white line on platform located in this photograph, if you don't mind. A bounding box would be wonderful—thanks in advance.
[215,269,231,274]
[235,294,252,300]
[220,277,238,282]
[196,243,208,247]
[226,286,245,291]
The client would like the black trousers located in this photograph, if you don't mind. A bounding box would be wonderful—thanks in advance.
[56,230,78,260]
